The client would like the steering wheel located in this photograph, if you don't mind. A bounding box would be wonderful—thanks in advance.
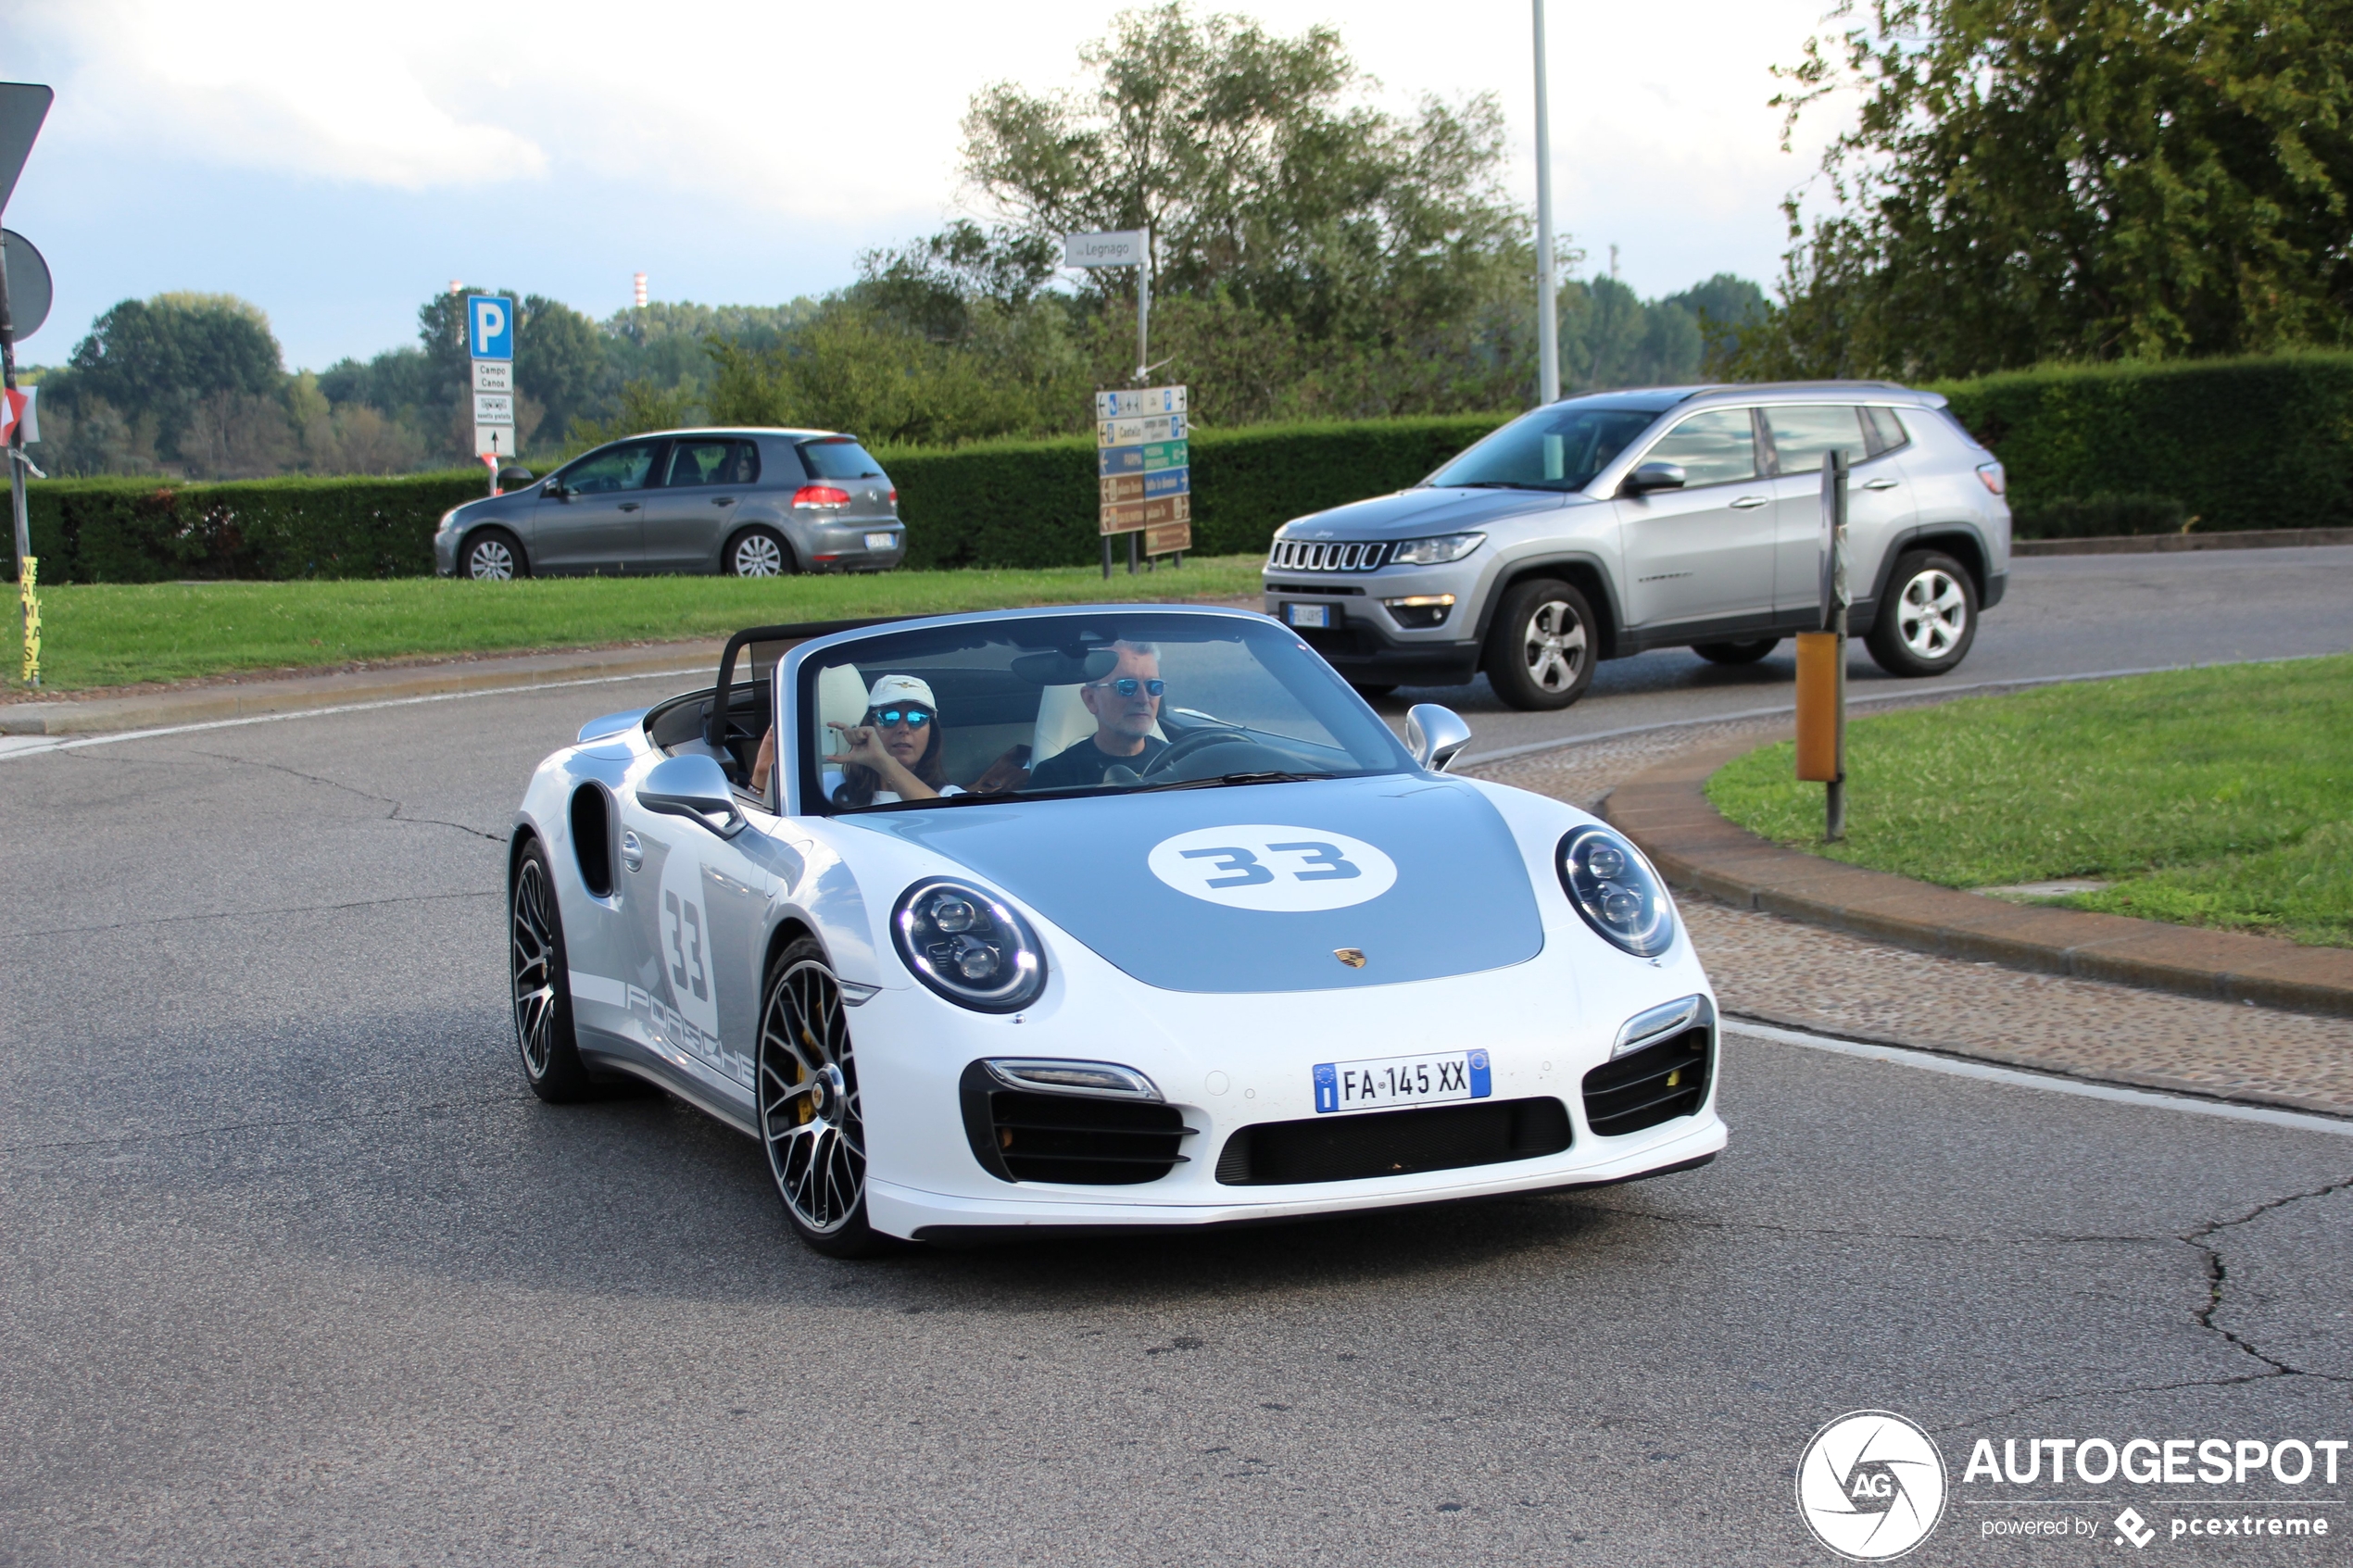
[1141,726,1254,777]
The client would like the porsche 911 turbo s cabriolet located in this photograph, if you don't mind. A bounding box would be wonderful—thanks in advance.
[509,605,1725,1255]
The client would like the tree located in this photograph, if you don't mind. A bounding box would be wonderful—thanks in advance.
[516,295,605,444]
[64,293,285,457]
[1746,0,2353,379]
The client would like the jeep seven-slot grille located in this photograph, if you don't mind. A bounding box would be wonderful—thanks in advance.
[1214,1098,1572,1185]
[958,1063,1191,1185]
[1580,1027,1713,1137]
[1266,539,1391,572]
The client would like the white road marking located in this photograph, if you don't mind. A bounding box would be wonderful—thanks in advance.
[1726,1016,2353,1138]
[0,665,711,761]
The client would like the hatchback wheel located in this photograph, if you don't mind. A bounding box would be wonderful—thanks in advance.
[465,528,526,582]
[510,841,598,1101]
[1483,578,1596,710]
[1865,550,1978,676]
[727,527,794,578]
[758,938,886,1257]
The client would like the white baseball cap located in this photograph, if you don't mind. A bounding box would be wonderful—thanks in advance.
[866,673,938,712]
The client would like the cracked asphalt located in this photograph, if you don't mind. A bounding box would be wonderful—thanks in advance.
[3,680,2349,1565]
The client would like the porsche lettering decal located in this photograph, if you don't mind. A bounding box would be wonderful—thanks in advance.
[1147,825,1398,911]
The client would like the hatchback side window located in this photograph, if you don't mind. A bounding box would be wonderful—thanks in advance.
[563,442,659,494]
[663,439,759,488]
[1639,408,1758,486]
[1764,406,1869,475]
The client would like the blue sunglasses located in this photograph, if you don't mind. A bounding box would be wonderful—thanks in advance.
[870,707,935,728]
[1086,678,1165,697]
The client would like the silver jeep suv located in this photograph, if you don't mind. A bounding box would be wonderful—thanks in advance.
[1261,383,2009,709]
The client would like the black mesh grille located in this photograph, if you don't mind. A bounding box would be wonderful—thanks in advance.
[959,1063,1191,1185]
[1580,1027,1712,1137]
[1292,624,1382,659]
[1265,539,1392,572]
[1214,1098,1571,1186]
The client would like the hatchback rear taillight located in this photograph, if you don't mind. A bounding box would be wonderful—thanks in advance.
[793,485,850,509]
[887,488,898,504]
[1976,462,2007,496]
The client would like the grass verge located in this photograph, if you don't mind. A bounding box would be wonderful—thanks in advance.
[3,557,1266,694]
[1705,654,2353,947]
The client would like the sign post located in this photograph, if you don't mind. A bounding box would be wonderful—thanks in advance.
[1793,450,1852,839]
[2,81,54,687]
[1095,387,1189,578]
[465,294,517,494]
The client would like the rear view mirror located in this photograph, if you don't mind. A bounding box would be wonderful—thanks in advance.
[1623,462,1687,496]
[544,479,567,499]
[640,754,748,839]
[1405,704,1472,771]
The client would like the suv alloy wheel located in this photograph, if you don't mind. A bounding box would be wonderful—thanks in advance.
[1483,577,1597,710]
[1866,549,1978,676]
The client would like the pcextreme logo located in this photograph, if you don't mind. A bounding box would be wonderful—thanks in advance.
[1797,1410,1950,1561]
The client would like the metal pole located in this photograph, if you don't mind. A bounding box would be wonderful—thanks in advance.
[1127,530,1138,575]
[1103,534,1113,581]
[1136,235,1151,385]
[1824,450,1850,842]
[1,240,31,686]
[1532,0,1559,405]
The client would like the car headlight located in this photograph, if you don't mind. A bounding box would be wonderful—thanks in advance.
[1555,825,1676,958]
[892,879,1047,1012]
[436,508,459,534]
[1389,533,1485,566]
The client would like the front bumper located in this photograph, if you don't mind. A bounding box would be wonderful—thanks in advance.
[433,528,458,576]
[1263,561,1487,685]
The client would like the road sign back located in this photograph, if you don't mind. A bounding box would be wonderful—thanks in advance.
[2,229,51,341]
[0,83,52,215]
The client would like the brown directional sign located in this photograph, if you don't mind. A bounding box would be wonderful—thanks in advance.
[1097,494,1190,536]
[1144,521,1193,555]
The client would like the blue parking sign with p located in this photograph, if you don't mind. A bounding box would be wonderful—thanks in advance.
[467,295,514,359]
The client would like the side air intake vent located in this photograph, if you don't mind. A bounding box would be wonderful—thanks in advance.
[959,1061,1192,1185]
[1581,1026,1713,1137]
[1214,1098,1571,1185]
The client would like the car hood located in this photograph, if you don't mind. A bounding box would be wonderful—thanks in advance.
[1281,486,1574,540]
[842,773,1544,994]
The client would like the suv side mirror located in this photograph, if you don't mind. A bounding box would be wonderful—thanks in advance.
[640,754,748,839]
[1405,703,1472,772]
[1623,461,1687,496]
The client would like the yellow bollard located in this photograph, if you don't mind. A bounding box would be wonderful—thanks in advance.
[18,552,37,687]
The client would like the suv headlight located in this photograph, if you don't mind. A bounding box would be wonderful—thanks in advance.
[893,879,1047,1012]
[1555,825,1676,958]
[1389,533,1484,567]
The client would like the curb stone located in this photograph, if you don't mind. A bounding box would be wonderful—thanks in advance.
[1601,738,2353,1022]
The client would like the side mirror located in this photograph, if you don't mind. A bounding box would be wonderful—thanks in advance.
[1405,703,1472,772]
[639,754,748,839]
[544,479,568,500]
[1623,461,1687,496]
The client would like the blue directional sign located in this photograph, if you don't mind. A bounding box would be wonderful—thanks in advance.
[466,295,514,360]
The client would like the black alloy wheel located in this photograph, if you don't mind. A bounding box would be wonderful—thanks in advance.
[758,937,885,1256]
[465,528,527,581]
[510,841,598,1101]
[727,526,795,578]
[1865,549,1978,676]
[1692,638,1780,666]
[1482,577,1597,710]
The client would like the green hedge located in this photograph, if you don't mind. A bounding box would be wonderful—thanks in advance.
[883,413,1510,570]
[10,470,489,583]
[1936,353,2353,535]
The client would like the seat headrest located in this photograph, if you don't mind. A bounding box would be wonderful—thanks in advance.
[814,661,869,746]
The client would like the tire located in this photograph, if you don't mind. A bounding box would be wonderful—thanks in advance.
[726,526,795,578]
[757,937,887,1257]
[510,839,599,1102]
[1866,550,1978,676]
[463,527,527,582]
[1692,638,1780,666]
[1349,683,1398,699]
[1481,578,1597,710]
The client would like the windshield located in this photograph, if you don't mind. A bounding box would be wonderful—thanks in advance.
[1427,405,1664,493]
[799,437,885,480]
[793,612,1416,813]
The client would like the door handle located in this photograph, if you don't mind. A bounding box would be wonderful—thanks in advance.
[1730,495,1769,509]
[1863,478,1900,491]
[711,497,736,506]
[621,831,644,872]
[618,502,641,512]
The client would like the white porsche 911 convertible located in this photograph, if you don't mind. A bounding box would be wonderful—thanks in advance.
[510,605,1724,1255]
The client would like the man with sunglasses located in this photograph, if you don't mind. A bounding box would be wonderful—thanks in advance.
[1026,640,1169,790]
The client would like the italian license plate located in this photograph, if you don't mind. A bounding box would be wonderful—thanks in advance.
[863,532,897,551]
[1285,602,1330,629]
[1314,1049,1491,1114]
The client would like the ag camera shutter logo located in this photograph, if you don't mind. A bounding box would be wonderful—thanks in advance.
[1796,1411,1948,1561]
[1147,825,1396,911]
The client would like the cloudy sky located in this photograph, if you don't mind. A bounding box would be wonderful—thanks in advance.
[1,0,1853,371]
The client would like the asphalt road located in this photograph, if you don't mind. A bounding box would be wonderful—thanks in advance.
[1370,545,2353,758]
[3,549,2349,1564]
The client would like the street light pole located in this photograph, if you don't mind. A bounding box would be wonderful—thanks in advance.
[1532,0,1560,406]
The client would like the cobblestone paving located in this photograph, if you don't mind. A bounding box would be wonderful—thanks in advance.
[1466,723,2353,1116]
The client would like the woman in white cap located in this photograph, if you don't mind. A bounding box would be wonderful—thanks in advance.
[823,673,962,807]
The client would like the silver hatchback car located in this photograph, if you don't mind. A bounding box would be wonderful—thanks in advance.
[1262,383,2010,709]
[434,426,906,580]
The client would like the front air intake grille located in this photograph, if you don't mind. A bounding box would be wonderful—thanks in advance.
[1214,1098,1571,1185]
[1292,624,1383,659]
[1580,1027,1712,1137]
[1266,539,1392,572]
[959,1063,1191,1185]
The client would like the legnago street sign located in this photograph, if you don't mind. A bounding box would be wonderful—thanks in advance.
[1064,230,1147,268]
[465,294,517,462]
[1096,385,1190,551]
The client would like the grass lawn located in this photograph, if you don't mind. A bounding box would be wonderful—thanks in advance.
[1705,654,2353,947]
[4,557,1266,694]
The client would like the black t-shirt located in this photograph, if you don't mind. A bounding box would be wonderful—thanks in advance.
[1027,733,1168,790]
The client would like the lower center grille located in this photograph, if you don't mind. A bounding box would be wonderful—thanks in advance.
[959,1063,1191,1185]
[1214,1097,1572,1185]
